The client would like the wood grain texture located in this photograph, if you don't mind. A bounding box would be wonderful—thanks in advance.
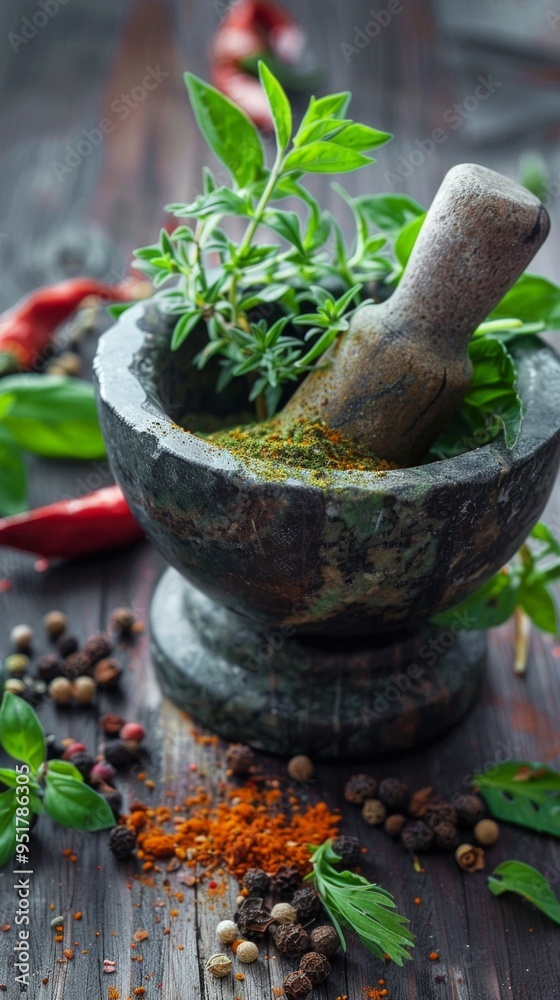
[0,1,560,997]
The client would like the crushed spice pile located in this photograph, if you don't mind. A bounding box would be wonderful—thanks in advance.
[207,417,396,479]
[124,784,341,880]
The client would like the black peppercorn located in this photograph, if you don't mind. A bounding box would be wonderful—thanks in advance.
[331,835,362,869]
[424,801,458,831]
[344,774,378,804]
[57,635,79,658]
[283,971,313,999]
[309,924,340,957]
[434,821,461,852]
[45,734,65,760]
[109,825,136,860]
[299,951,331,984]
[104,740,134,769]
[235,897,274,938]
[243,867,270,896]
[225,743,255,775]
[275,923,310,957]
[36,654,62,683]
[291,887,321,922]
[401,821,434,853]
[271,865,302,899]
[83,632,113,666]
[62,651,90,679]
[66,752,95,781]
[98,783,123,816]
[378,777,409,812]
[453,793,485,827]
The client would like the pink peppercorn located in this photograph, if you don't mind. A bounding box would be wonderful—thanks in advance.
[90,761,117,784]
[63,742,87,760]
[120,722,146,743]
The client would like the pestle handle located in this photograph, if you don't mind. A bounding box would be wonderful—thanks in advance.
[282,164,550,466]
[383,163,550,356]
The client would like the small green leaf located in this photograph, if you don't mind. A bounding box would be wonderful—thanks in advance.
[284,142,374,175]
[264,210,305,254]
[184,73,264,189]
[44,772,115,831]
[488,861,560,926]
[394,213,426,268]
[299,93,351,132]
[171,311,203,351]
[430,571,517,631]
[0,768,18,788]
[490,274,560,330]
[296,326,340,367]
[329,123,392,152]
[474,761,560,837]
[0,424,27,516]
[351,193,426,234]
[0,375,106,460]
[0,790,17,867]
[46,760,84,782]
[258,62,291,150]
[519,579,558,633]
[464,338,523,449]
[107,302,136,320]
[0,692,45,771]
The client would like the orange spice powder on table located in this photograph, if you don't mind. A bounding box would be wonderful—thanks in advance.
[125,784,340,880]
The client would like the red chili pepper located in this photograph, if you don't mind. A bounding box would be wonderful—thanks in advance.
[0,277,136,375]
[0,486,144,559]
[211,0,306,129]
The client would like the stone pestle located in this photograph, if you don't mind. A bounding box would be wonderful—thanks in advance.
[281,163,550,466]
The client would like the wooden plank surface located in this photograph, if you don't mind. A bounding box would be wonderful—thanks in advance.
[1,1,560,998]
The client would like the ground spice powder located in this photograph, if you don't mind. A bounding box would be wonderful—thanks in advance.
[126,785,340,880]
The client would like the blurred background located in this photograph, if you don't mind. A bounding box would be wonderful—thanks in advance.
[0,0,559,310]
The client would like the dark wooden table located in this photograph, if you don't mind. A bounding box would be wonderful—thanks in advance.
[1,2,560,997]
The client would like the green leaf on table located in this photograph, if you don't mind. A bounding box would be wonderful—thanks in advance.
[0,790,17,867]
[0,693,45,771]
[488,861,560,926]
[259,62,291,150]
[184,73,264,189]
[490,274,560,330]
[430,570,518,632]
[394,213,426,268]
[44,771,114,831]
[284,142,374,174]
[0,375,106,460]
[473,761,560,837]
[0,424,27,516]
[308,839,414,965]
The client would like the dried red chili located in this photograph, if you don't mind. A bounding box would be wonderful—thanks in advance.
[211,0,306,129]
[0,485,143,559]
[0,277,135,375]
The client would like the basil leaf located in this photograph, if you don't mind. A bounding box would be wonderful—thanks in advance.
[46,760,84,782]
[184,73,264,189]
[299,93,351,132]
[0,692,45,771]
[490,274,560,329]
[430,570,517,631]
[259,62,291,150]
[284,142,374,174]
[0,768,18,788]
[488,861,560,926]
[44,772,114,831]
[352,193,426,234]
[394,213,426,268]
[518,579,558,633]
[463,338,522,449]
[474,761,560,837]
[0,425,27,516]
[0,375,106,460]
[0,790,17,867]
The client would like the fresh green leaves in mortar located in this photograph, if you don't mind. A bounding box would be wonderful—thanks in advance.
[431,521,560,635]
[0,692,114,867]
[488,861,560,926]
[473,761,560,837]
[308,839,414,964]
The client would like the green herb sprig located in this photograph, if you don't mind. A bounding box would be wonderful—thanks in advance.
[488,861,560,926]
[307,839,414,965]
[0,375,106,516]
[0,692,114,867]
[431,521,560,636]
